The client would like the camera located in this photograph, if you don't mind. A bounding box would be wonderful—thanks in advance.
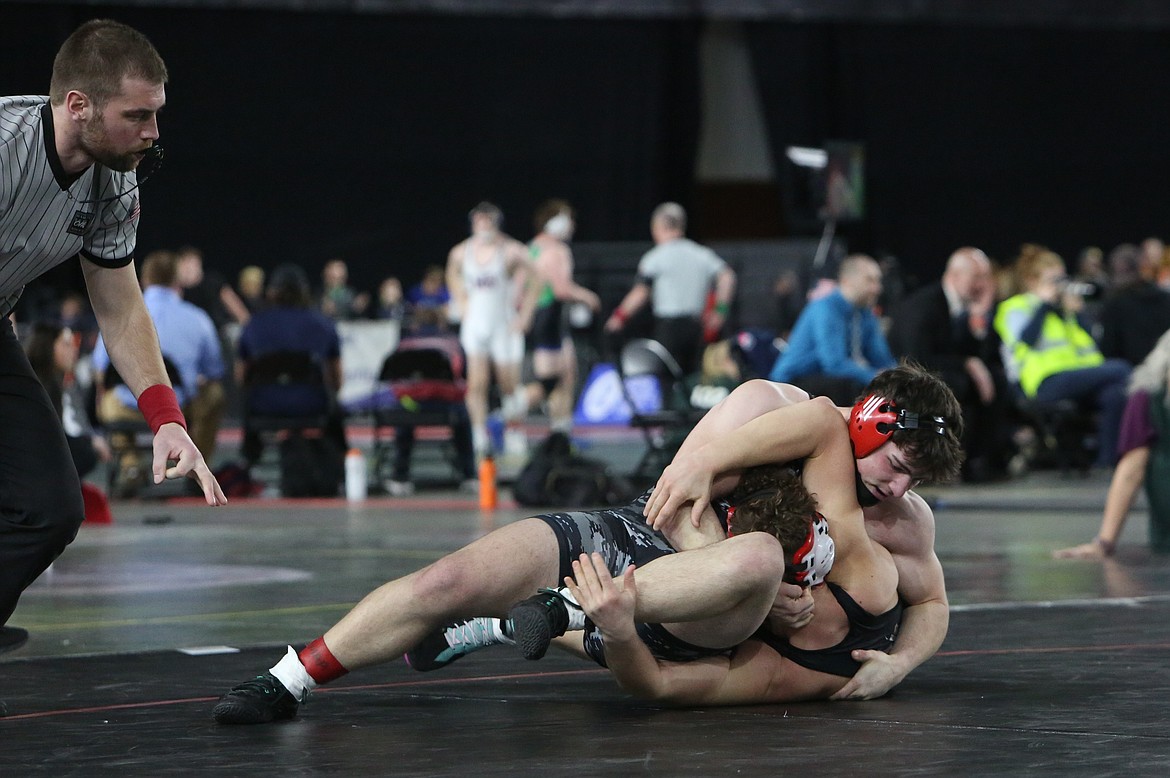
[1059,280,1096,298]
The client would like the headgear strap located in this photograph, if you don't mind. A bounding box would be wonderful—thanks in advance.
[848,394,947,458]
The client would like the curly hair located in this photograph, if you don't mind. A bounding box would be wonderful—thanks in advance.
[726,465,818,555]
[860,361,965,484]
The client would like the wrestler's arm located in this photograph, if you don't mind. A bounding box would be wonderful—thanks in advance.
[645,384,828,529]
[506,239,537,331]
[566,553,786,705]
[82,260,226,505]
[832,495,948,701]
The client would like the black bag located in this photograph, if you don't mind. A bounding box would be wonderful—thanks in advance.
[279,434,343,497]
[513,432,638,508]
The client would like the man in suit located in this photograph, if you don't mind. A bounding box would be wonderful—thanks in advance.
[889,247,1010,481]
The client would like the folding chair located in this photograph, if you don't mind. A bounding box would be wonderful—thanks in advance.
[617,338,706,483]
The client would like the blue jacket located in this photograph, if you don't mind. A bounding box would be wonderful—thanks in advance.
[769,289,895,384]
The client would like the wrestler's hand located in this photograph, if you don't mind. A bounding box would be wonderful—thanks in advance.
[1052,541,1108,560]
[644,453,716,531]
[565,553,638,642]
[829,649,906,701]
[767,582,815,630]
[152,422,228,506]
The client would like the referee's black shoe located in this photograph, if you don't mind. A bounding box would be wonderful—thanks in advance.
[212,673,300,725]
[0,626,28,655]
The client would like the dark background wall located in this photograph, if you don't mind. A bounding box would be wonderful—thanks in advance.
[5,1,1170,301]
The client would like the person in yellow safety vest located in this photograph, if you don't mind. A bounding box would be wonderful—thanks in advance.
[994,244,1130,469]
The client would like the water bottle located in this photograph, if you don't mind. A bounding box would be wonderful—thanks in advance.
[345,448,367,502]
[478,454,498,510]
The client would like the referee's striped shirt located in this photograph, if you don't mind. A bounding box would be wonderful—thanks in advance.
[0,95,137,316]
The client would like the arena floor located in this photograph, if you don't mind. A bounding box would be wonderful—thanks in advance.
[3,429,1167,776]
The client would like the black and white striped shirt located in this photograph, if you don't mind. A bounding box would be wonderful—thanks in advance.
[0,95,137,316]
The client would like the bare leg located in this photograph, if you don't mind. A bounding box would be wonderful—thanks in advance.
[629,533,785,648]
[325,518,561,670]
[464,353,491,453]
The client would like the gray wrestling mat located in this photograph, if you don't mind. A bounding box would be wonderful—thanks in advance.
[3,467,1167,774]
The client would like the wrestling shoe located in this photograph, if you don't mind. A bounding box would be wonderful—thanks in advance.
[405,618,506,672]
[507,588,585,660]
[212,672,301,725]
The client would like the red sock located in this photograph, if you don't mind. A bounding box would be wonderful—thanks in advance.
[298,637,349,684]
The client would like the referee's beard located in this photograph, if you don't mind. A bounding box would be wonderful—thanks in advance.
[78,113,144,173]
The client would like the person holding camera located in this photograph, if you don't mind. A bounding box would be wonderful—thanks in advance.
[994,244,1131,469]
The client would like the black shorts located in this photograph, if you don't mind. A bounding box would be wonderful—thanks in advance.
[535,491,734,668]
[529,303,568,351]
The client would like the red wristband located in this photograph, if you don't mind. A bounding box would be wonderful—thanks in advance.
[137,384,187,433]
[612,308,628,325]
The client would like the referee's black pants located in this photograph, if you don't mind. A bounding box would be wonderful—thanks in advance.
[0,319,84,626]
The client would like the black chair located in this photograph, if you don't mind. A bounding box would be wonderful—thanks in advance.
[368,337,472,488]
[617,338,706,483]
[1012,392,1097,475]
[240,350,340,472]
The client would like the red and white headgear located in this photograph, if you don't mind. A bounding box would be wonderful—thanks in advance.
[784,511,835,587]
[848,394,948,458]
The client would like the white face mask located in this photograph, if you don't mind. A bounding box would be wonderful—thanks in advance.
[544,213,573,241]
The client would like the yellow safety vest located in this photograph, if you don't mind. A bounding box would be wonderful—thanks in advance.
[994,293,1103,397]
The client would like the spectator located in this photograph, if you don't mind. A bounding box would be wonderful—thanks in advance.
[93,250,227,469]
[768,254,896,405]
[319,258,369,321]
[236,265,266,318]
[376,276,407,325]
[889,247,1011,482]
[605,202,736,375]
[994,244,1130,469]
[236,264,347,467]
[1054,329,1170,558]
[771,268,804,342]
[406,265,451,330]
[176,245,250,328]
[26,322,111,480]
[1098,243,1170,367]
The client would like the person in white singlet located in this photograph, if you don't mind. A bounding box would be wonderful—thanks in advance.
[446,202,534,457]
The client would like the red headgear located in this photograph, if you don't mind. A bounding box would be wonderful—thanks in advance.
[848,394,947,458]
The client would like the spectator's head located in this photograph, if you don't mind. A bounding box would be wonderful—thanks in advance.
[379,277,403,305]
[175,245,203,289]
[50,19,168,109]
[1107,243,1142,289]
[1141,237,1164,281]
[534,199,575,242]
[323,258,348,288]
[1077,246,1104,279]
[238,266,265,300]
[469,202,504,238]
[837,254,882,308]
[26,321,77,381]
[1015,244,1065,294]
[267,263,312,308]
[421,265,445,292]
[650,202,686,244]
[140,249,178,289]
[853,361,965,497]
[942,247,992,306]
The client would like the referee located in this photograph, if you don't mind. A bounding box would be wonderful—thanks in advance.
[0,20,226,658]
